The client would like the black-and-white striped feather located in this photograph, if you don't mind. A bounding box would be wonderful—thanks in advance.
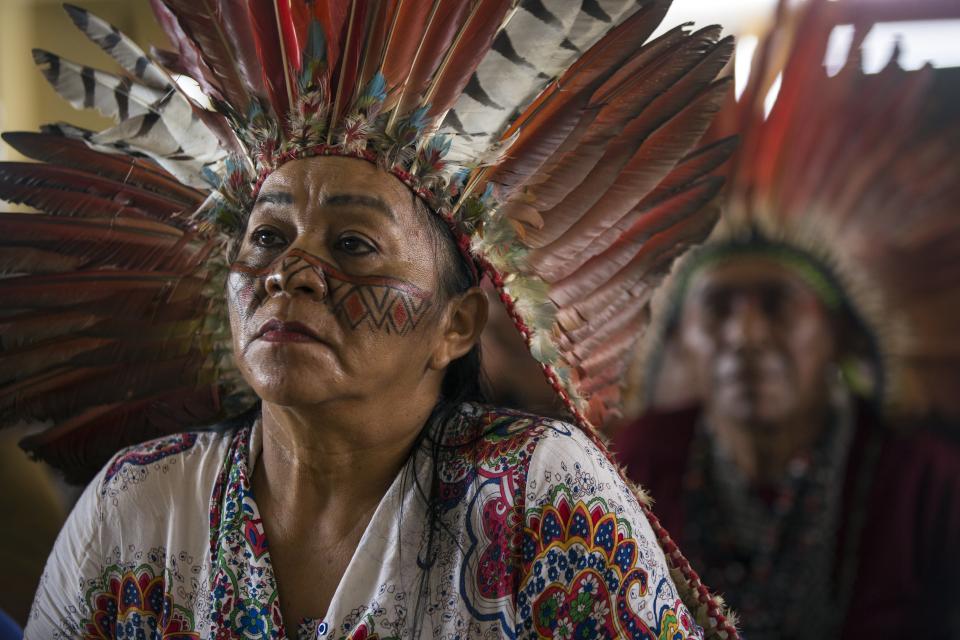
[33,49,170,123]
[63,3,172,91]
[33,43,225,189]
[85,112,226,189]
[441,0,655,163]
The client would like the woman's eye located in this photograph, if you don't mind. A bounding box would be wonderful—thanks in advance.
[250,228,286,249]
[336,235,375,255]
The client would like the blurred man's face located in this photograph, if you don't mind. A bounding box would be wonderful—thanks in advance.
[678,257,837,427]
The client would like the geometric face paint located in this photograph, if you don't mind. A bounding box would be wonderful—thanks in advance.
[230,247,433,336]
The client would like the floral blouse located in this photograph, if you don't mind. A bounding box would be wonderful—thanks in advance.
[26,403,702,639]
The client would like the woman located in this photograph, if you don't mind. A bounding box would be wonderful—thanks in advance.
[10,1,739,638]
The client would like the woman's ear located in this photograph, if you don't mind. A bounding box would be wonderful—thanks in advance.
[429,287,488,370]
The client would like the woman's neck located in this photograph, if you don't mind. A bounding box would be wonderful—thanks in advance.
[249,396,438,627]
[253,396,432,531]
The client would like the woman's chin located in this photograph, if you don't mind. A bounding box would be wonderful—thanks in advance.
[250,381,336,407]
[242,363,343,408]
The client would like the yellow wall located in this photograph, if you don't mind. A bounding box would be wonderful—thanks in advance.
[0,0,169,161]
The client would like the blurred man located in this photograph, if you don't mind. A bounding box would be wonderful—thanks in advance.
[616,0,960,636]
[616,235,960,638]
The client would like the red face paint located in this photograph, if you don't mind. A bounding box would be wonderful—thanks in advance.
[230,248,433,336]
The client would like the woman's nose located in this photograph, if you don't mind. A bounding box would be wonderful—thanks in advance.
[264,254,327,299]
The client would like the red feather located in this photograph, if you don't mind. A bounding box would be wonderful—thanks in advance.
[358,0,400,94]
[149,0,224,101]
[157,0,256,112]
[0,162,192,220]
[308,0,351,80]
[561,295,649,362]
[2,131,205,208]
[329,1,369,131]
[19,385,221,484]
[523,78,730,251]
[556,207,718,332]
[379,1,436,99]
[423,0,514,118]
[248,0,292,117]
[395,0,473,116]
[0,356,208,426]
[545,180,724,304]
[0,270,206,310]
[1,299,213,352]
[642,136,737,205]
[523,30,727,218]
[0,186,153,221]
[0,213,211,274]
[275,0,302,74]
[486,2,672,192]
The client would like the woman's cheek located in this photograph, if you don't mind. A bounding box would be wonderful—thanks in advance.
[324,272,434,337]
[226,271,262,330]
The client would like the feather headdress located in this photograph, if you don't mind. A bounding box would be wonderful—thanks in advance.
[0,2,738,633]
[684,0,960,421]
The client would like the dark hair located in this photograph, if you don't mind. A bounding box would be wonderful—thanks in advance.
[404,195,487,634]
[417,193,486,407]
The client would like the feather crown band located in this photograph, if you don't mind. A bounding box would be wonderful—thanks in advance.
[0,0,739,463]
[210,67,487,240]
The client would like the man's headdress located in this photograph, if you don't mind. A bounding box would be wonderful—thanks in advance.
[0,2,740,633]
[636,0,960,420]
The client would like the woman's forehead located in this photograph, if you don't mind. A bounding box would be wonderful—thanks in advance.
[257,156,416,219]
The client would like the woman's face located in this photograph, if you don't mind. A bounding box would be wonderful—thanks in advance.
[227,156,449,407]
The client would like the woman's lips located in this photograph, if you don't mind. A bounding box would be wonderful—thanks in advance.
[256,319,321,343]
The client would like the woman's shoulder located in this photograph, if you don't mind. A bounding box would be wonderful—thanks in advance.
[447,402,622,491]
[94,426,240,511]
[458,405,709,639]
[447,402,578,459]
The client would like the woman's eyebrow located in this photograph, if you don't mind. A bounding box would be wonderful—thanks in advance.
[324,193,396,221]
[254,190,294,207]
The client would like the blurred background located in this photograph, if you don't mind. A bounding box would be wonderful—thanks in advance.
[1,0,958,633]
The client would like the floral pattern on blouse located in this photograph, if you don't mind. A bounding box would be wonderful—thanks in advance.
[26,404,702,640]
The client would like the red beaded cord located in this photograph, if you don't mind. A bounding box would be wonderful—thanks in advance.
[482,256,739,639]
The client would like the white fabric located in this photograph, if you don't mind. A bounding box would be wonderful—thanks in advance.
[26,404,702,639]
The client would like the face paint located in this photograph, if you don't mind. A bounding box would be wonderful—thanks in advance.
[230,248,433,336]
[228,269,259,308]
